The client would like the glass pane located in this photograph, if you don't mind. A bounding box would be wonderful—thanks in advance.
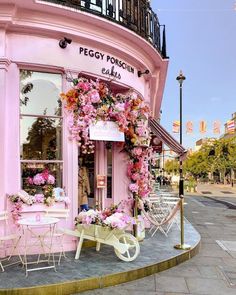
[20,70,62,116]
[107,147,112,199]
[20,116,62,160]
[21,162,63,195]
[79,154,95,199]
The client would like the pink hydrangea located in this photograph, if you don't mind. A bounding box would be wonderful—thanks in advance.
[114,102,125,112]
[34,194,44,203]
[33,174,45,185]
[129,183,139,193]
[89,89,100,103]
[132,147,143,156]
[47,174,55,185]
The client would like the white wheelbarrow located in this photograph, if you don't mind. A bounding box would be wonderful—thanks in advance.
[64,224,140,262]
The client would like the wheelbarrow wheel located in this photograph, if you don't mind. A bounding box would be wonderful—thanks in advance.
[114,233,140,262]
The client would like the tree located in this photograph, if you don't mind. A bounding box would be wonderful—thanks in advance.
[23,114,61,160]
[164,159,179,175]
[183,137,236,184]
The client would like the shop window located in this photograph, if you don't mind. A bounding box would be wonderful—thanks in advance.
[20,70,63,191]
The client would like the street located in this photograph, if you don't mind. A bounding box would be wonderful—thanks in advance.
[79,184,236,295]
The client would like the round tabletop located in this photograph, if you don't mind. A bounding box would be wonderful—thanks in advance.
[18,216,60,226]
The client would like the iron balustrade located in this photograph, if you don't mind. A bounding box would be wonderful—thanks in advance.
[39,0,167,58]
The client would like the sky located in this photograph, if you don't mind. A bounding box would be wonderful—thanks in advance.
[151,0,236,149]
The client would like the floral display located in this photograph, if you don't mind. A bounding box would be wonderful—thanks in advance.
[75,204,135,230]
[8,169,69,223]
[24,169,56,206]
[61,77,154,201]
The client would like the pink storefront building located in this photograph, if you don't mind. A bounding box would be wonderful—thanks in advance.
[0,0,184,254]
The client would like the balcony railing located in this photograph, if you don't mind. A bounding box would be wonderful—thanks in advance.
[40,0,167,58]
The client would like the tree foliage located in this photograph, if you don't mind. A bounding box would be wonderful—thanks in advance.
[164,137,236,183]
[184,137,236,182]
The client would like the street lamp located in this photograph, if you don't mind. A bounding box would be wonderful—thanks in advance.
[174,70,191,250]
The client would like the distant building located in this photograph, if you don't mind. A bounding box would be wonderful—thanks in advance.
[222,112,236,139]
[194,138,216,151]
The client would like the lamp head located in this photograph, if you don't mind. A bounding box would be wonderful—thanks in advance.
[176,70,186,85]
[138,69,150,77]
[59,37,72,49]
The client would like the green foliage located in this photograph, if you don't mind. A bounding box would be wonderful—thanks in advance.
[184,137,236,182]
[164,159,179,174]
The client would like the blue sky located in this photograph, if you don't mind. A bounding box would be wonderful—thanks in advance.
[151,0,236,149]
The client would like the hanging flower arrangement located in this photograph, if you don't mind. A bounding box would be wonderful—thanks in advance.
[61,77,153,199]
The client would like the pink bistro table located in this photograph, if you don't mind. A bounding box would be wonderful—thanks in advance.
[18,216,59,276]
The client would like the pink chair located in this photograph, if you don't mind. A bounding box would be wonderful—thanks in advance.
[0,211,23,271]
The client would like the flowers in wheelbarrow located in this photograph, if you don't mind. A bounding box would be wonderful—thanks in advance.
[75,207,135,230]
[75,209,99,225]
[103,212,135,229]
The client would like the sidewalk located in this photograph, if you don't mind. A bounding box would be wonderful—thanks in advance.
[0,216,200,294]
[79,195,236,295]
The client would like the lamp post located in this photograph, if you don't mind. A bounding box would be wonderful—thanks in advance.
[174,70,191,250]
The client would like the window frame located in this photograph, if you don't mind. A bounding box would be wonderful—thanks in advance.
[19,69,64,190]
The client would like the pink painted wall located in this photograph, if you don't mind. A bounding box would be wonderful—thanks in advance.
[0,0,168,253]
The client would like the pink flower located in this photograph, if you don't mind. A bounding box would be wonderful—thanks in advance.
[77,81,90,92]
[35,194,44,203]
[131,173,140,181]
[115,102,125,112]
[47,175,55,185]
[89,89,100,103]
[129,183,139,193]
[41,169,49,181]
[132,147,143,156]
[136,126,146,136]
[82,104,94,114]
[33,174,45,185]
[27,177,34,185]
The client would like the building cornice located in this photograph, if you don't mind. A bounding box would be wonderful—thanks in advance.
[0,57,11,71]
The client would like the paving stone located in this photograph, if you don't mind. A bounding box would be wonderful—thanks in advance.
[157,264,201,278]
[197,266,222,279]
[155,276,189,293]
[189,256,223,266]
[119,275,156,291]
[186,277,236,295]
[200,243,222,251]
[197,248,231,258]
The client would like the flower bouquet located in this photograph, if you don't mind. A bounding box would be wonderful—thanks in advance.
[25,169,56,206]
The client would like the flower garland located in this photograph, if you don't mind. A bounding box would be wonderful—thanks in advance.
[61,77,153,200]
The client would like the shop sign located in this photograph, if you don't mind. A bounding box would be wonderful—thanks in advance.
[79,46,135,80]
[97,175,106,188]
[89,121,125,142]
[151,136,163,153]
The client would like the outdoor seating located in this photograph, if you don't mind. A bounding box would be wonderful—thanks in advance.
[44,208,70,265]
[140,198,181,237]
[0,211,22,272]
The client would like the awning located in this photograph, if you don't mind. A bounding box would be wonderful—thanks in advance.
[149,118,187,156]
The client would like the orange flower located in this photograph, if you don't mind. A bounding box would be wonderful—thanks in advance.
[60,89,79,110]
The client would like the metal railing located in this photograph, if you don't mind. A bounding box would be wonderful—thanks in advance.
[40,0,167,58]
